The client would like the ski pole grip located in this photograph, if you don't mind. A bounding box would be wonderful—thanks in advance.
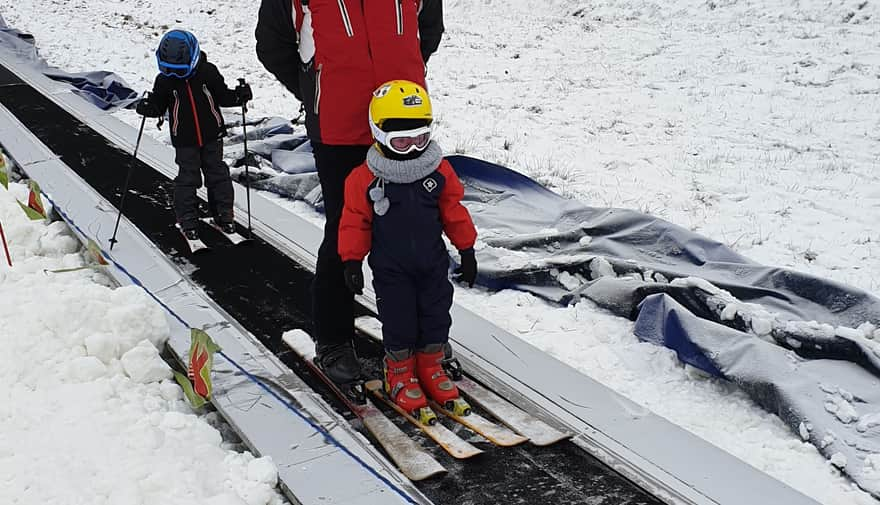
[238,78,249,112]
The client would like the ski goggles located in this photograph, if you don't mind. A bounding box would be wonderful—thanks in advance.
[370,122,432,155]
[158,62,196,79]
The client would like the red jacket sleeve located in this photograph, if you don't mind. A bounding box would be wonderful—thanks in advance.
[437,160,477,251]
[338,165,374,262]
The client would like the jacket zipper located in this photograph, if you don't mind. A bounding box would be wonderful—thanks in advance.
[337,0,354,37]
[314,64,323,115]
[202,84,223,128]
[395,0,403,35]
[171,90,180,137]
[409,187,417,254]
[185,81,204,147]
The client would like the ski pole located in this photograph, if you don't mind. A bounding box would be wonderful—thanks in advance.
[0,220,11,267]
[238,78,252,238]
[109,109,148,250]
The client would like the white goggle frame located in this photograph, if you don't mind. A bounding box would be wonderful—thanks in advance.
[369,112,432,155]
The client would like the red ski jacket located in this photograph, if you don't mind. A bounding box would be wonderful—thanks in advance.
[339,159,476,265]
[256,0,444,146]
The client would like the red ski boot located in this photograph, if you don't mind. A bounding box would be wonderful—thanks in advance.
[416,345,471,416]
[384,349,437,425]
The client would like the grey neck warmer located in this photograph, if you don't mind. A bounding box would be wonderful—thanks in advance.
[366,141,443,184]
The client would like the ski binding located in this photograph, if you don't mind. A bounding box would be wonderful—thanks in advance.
[200,217,250,245]
[175,224,209,254]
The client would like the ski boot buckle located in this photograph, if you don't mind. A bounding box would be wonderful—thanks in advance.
[441,356,464,381]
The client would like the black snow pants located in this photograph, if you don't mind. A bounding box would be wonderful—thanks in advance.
[312,142,371,347]
[173,140,234,230]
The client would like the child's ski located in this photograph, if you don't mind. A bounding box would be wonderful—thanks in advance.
[355,316,571,446]
[364,379,484,460]
[455,377,571,446]
[200,217,250,245]
[282,330,446,481]
[176,224,209,254]
[428,400,528,447]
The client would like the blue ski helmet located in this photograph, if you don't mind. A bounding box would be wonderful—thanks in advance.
[156,30,200,79]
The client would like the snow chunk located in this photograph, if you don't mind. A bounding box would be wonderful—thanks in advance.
[798,422,811,441]
[824,393,858,424]
[161,411,189,430]
[857,413,880,433]
[750,317,773,337]
[578,235,592,247]
[247,457,278,486]
[720,303,738,321]
[68,356,108,383]
[835,326,864,340]
[671,276,721,295]
[865,454,880,475]
[858,322,876,338]
[85,332,119,363]
[557,271,583,290]
[821,432,837,449]
[121,340,172,384]
[159,380,183,402]
[830,452,847,469]
[589,257,615,278]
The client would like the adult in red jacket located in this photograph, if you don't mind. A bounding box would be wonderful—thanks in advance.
[255,0,444,384]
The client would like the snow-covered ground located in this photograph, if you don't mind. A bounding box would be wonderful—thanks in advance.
[2,0,880,503]
[0,179,284,503]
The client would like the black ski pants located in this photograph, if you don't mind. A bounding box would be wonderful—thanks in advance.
[173,140,234,230]
[312,142,371,347]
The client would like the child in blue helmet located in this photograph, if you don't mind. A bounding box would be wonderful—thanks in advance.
[136,30,252,238]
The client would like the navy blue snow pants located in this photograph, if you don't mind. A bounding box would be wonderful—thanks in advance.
[370,255,453,352]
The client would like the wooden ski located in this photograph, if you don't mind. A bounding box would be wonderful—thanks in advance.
[283,330,446,481]
[364,379,484,460]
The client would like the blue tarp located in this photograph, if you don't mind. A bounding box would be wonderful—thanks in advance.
[237,131,880,496]
[0,16,138,110]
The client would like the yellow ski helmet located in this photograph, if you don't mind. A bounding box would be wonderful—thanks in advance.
[369,80,433,156]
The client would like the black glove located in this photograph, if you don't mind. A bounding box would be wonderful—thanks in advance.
[135,97,157,117]
[343,260,364,295]
[454,248,477,288]
[235,82,253,104]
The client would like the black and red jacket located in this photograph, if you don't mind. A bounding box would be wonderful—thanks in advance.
[256,0,444,146]
[339,158,476,269]
[141,52,242,148]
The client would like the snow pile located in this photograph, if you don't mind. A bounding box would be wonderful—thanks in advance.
[0,181,283,504]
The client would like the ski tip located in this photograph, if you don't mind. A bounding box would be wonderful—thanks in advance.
[364,379,383,392]
[529,432,573,446]
[282,329,315,356]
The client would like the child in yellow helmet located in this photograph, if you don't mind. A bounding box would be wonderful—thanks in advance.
[338,80,478,420]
